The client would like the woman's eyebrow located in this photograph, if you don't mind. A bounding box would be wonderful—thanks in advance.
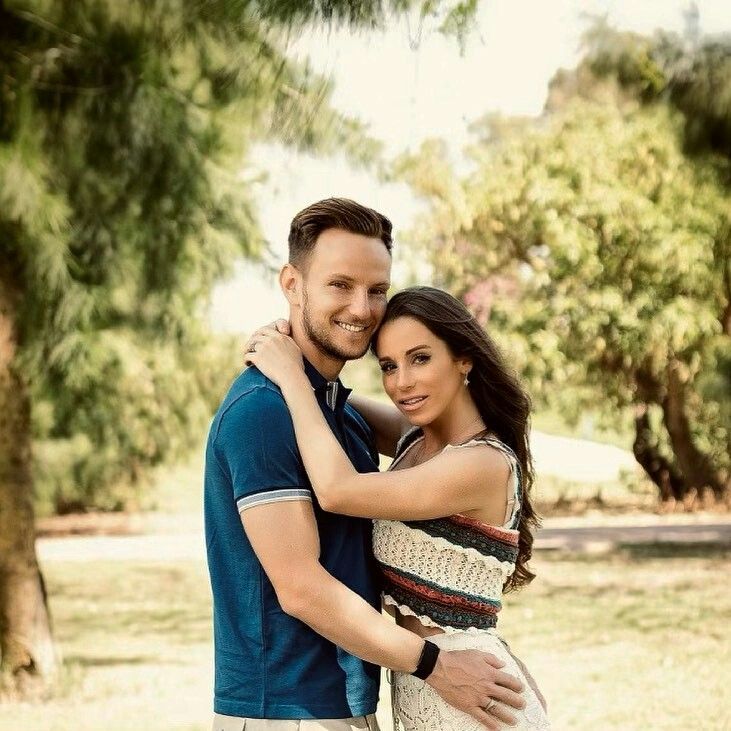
[378,345,431,362]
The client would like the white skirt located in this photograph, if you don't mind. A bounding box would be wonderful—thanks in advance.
[391,631,550,731]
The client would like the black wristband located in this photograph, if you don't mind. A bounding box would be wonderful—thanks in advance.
[411,639,440,680]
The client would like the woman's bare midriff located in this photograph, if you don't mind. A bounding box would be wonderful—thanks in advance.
[394,607,446,638]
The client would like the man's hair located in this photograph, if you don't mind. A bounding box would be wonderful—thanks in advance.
[288,197,393,267]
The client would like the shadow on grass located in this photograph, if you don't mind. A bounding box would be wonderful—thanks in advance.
[49,561,212,646]
[64,655,156,668]
[618,541,731,560]
[538,541,731,564]
[57,609,211,645]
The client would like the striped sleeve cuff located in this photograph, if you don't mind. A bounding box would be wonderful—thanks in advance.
[236,488,312,513]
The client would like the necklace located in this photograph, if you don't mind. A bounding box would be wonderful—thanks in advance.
[412,417,488,465]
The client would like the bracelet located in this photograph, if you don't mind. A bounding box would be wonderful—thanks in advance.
[411,639,440,680]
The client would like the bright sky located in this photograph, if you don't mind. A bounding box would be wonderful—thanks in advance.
[210,0,731,334]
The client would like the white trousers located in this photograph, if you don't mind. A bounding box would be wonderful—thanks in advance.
[213,712,380,731]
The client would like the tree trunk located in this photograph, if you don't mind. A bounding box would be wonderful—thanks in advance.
[721,248,731,337]
[632,403,687,502]
[0,270,57,694]
[662,360,728,500]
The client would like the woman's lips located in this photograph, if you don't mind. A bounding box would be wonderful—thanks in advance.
[398,395,428,412]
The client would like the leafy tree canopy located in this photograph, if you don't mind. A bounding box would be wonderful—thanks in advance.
[394,25,730,501]
[558,18,731,159]
[0,0,475,510]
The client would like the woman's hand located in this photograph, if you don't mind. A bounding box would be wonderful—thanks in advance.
[242,319,290,367]
[242,319,290,362]
[244,323,306,393]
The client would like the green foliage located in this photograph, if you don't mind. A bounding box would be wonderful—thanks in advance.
[31,334,241,514]
[0,0,394,512]
[436,0,478,52]
[394,28,731,498]
[583,23,731,157]
[1,0,477,512]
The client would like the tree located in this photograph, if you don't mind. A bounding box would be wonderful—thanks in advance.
[580,19,731,160]
[580,22,731,333]
[394,36,730,505]
[0,0,476,695]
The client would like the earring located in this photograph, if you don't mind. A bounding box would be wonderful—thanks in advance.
[463,373,470,387]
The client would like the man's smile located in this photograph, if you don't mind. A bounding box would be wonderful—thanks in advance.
[335,320,369,333]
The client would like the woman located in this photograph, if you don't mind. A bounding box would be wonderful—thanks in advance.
[246,286,549,730]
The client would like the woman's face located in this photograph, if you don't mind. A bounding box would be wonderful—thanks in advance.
[375,316,469,426]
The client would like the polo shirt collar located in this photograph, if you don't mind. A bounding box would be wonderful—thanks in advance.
[303,358,352,411]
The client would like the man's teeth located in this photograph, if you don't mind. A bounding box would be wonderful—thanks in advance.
[336,322,367,333]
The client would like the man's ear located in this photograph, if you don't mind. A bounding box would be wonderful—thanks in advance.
[279,263,302,307]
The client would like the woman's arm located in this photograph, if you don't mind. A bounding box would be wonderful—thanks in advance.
[244,321,407,457]
[347,393,410,457]
[247,330,510,521]
[283,381,509,519]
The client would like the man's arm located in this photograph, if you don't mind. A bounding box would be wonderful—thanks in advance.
[242,499,525,729]
[242,499,421,669]
[347,393,410,458]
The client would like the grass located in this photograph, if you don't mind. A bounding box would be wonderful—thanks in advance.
[3,542,729,730]
[5,559,213,731]
[19,410,726,729]
[530,409,633,451]
[500,543,731,731]
[533,472,658,516]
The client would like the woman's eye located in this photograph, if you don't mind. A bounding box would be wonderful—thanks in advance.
[379,363,395,373]
[414,354,430,364]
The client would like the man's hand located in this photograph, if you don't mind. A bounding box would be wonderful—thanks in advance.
[426,649,525,729]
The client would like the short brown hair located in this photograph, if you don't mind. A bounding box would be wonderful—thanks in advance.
[288,198,393,267]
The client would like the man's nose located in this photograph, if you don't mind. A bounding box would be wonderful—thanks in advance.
[347,290,371,321]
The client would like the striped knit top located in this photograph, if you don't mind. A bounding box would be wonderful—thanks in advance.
[372,429,522,633]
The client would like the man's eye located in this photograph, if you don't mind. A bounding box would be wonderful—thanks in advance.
[370,289,388,296]
[331,282,348,289]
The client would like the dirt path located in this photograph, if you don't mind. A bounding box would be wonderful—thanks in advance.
[537,519,731,551]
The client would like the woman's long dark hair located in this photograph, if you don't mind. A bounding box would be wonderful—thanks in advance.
[373,286,539,591]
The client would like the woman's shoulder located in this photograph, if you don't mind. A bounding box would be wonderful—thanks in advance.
[445,434,520,473]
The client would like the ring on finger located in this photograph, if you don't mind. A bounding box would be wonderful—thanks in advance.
[483,698,497,712]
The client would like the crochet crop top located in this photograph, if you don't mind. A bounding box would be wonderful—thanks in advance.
[372,429,522,633]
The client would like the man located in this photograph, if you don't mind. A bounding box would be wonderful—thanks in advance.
[204,198,525,731]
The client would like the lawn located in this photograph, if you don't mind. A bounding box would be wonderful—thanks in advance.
[2,542,729,730]
[499,543,731,730]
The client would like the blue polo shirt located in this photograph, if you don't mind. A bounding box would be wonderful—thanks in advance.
[204,360,381,719]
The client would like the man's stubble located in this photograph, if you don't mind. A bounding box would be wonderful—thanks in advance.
[301,286,372,364]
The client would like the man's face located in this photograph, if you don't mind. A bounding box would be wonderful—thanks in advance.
[298,228,392,362]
